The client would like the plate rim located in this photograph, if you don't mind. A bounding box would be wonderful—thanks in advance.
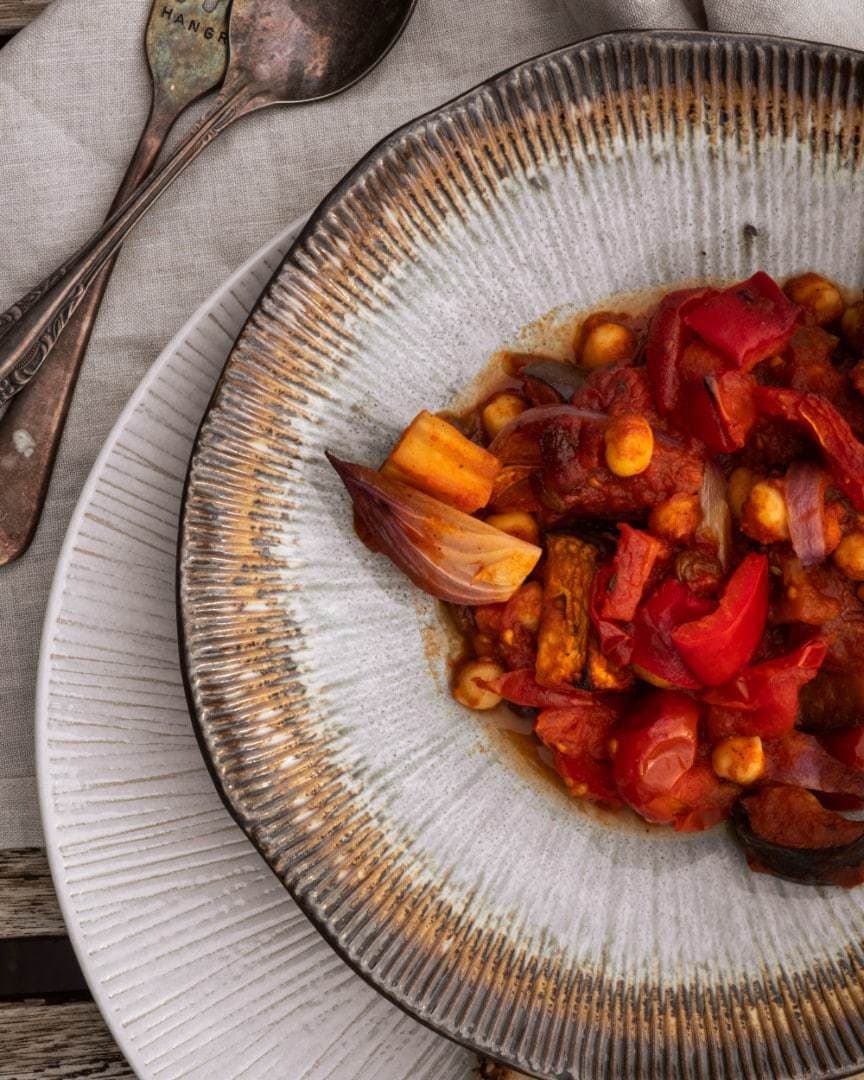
[34,216,306,1080]
[176,28,864,1079]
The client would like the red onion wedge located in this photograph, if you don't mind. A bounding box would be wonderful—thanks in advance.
[697,462,731,569]
[328,454,542,605]
[787,462,827,567]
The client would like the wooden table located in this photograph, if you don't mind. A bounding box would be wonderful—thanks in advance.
[0,850,132,1078]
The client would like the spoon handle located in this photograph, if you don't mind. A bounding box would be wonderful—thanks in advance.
[0,83,258,408]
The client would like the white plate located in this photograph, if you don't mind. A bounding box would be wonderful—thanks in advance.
[36,219,477,1080]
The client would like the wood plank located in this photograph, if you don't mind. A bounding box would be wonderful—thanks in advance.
[0,849,66,938]
[0,1,51,33]
[0,1000,131,1079]
[0,937,89,998]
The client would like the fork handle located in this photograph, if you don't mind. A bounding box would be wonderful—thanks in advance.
[0,82,258,407]
[0,97,179,566]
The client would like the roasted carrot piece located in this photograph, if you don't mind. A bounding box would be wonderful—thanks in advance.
[382,411,501,512]
[535,535,596,687]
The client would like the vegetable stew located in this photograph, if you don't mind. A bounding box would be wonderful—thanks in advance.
[330,271,864,887]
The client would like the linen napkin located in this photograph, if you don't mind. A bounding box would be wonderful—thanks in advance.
[1,0,863,849]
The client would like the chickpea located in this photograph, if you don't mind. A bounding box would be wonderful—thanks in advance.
[850,361,864,399]
[728,467,758,519]
[712,736,765,786]
[740,480,788,544]
[842,301,864,352]
[481,393,526,439]
[649,493,702,543]
[604,414,654,477]
[785,273,844,325]
[471,631,498,659]
[508,580,543,633]
[580,321,637,370]
[833,531,864,581]
[485,511,541,547]
[452,659,505,711]
[824,501,844,555]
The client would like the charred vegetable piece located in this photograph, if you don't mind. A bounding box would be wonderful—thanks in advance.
[671,554,768,687]
[328,455,541,604]
[683,272,799,368]
[762,731,864,796]
[704,638,828,740]
[587,635,633,690]
[589,565,635,667]
[800,668,864,732]
[535,535,596,687]
[381,410,501,512]
[600,525,664,622]
[612,690,700,823]
[537,425,705,520]
[521,359,586,400]
[755,387,864,511]
[733,786,864,887]
[572,365,656,416]
[646,286,718,415]
[630,579,713,689]
[489,404,602,466]
[781,325,845,398]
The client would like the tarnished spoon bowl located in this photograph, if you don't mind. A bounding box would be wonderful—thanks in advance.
[0,0,418,407]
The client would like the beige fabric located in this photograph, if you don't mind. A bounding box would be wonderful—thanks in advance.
[1,0,863,848]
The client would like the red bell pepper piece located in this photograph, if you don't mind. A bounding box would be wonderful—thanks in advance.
[762,731,864,796]
[755,386,864,510]
[600,525,664,622]
[684,369,757,453]
[668,762,741,833]
[683,272,799,368]
[631,579,713,689]
[612,690,700,823]
[536,702,624,805]
[819,728,864,810]
[646,287,718,415]
[703,637,828,740]
[671,553,768,687]
[589,565,634,667]
[553,748,621,805]
[490,668,605,711]
[821,727,864,771]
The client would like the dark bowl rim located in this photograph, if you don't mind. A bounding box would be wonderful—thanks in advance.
[176,27,864,1080]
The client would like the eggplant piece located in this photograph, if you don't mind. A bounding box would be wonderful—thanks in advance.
[521,360,586,401]
[799,669,864,732]
[732,786,864,887]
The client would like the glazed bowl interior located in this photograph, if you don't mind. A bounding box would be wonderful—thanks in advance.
[180,31,864,1079]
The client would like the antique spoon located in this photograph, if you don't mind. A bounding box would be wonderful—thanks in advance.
[0,0,230,566]
[0,0,417,411]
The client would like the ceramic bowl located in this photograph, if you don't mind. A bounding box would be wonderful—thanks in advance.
[179,30,864,1079]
